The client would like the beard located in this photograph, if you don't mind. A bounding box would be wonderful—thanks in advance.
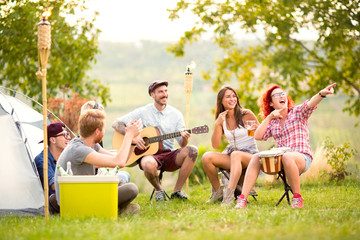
[94,133,103,144]
[154,95,168,106]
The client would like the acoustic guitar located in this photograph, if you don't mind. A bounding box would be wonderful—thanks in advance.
[112,125,209,167]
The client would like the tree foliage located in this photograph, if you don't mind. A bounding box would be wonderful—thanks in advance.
[168,0,360,118]
[0,0,110,106]
[48,92,90,134]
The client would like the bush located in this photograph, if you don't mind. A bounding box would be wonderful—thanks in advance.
[188,145,213,185]
[322,137,358,181]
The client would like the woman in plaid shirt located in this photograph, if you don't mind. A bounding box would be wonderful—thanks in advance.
[236,83,336,209]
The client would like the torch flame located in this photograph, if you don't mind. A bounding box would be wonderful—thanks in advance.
[42,7,53,20]
[186,61,196,71]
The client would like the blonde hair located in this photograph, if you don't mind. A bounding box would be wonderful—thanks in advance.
[80,101,104,114]
[79,109,106,138]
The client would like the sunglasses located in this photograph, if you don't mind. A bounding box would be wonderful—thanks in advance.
[54,131,71,139]
[271,92,287,99]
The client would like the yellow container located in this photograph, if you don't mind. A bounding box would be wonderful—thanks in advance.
[58,175,119,219]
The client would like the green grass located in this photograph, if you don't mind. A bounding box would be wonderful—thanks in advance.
[1,178,359,240]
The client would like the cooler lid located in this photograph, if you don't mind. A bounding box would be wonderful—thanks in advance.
[57,175,120,183]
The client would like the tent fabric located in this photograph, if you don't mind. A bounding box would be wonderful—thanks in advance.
[0,94,48,159]
[0,93,45,216]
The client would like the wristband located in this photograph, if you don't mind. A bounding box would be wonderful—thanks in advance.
[131,143,137,146]
[319,92,326,98]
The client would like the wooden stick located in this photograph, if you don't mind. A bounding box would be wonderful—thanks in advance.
[38,20,51,220]
[184,68,193,196]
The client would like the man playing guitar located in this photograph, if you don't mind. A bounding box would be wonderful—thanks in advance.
[112,80,199,201]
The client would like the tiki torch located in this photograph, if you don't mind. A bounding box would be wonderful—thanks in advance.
[37,7,52,220]
[184,63,194,128]
[184,61,195,195]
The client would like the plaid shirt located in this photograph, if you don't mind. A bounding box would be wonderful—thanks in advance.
[262,100,317,160]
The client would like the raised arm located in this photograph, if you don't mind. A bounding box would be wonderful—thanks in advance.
[211,110,228,149]
[85,120,142,168]
[307,83,336,108]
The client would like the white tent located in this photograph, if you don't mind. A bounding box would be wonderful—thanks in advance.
[0,90,46,216]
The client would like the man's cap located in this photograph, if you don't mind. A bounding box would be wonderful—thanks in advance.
[39,122,66,143]
[148,80,168,96]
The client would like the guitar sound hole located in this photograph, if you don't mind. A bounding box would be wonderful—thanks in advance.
[134,137,150,156]
[143,137,149,146]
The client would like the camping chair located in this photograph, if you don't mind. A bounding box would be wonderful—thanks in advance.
[149,163,171,200]
[275,169,293,206]
[219,168,258,200]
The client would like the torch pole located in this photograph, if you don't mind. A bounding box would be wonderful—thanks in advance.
[38,14,51,220]
[184,67,193,196]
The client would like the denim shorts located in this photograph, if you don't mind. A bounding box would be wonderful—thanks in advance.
[302,153,312,173]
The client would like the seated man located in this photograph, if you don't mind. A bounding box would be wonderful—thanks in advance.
[54,109,142,214]
[112,80,198,201]
[35,122,71,196]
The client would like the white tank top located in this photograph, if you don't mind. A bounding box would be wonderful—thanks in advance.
[223,121,257,151]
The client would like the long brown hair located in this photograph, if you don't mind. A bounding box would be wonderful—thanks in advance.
[215,86,245,129]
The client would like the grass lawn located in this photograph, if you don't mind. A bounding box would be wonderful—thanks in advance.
[1,178,359,240]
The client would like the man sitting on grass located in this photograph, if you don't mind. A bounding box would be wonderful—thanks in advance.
[54,109,142,215]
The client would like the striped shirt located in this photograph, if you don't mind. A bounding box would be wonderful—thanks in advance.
[262,100,317,160]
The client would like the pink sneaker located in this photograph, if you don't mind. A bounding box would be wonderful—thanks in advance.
[291,196,304,208]
[234,195,247,209]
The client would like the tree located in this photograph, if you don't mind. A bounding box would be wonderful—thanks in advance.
[168,0,360,119]
[0,0,110,106]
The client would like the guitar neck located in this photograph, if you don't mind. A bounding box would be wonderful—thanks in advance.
[148,129,191,144]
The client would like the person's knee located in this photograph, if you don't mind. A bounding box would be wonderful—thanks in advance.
[281,154,295,167]
[127,182,139,198]
[249,154,261,168]
[121,182,139,198]
[202,152,211,165]
[230,151,242,160]
[141,158,158,172]
[187,145,198,162]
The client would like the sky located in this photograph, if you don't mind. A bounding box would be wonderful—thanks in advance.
[85,0,198,42]
[83,0,318,43]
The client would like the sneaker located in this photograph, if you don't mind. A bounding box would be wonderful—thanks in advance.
[49,194,60,214]
[171,190,188,200]
[234,195,247,209]
[291,196,304,208]
[206,186,224,203]
[155,190,167,201]
[221,188,235,207]
[119,203,140,215]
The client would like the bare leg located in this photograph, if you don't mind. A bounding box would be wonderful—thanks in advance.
[202,152,231,191]
[241,154,261,199]
[140,156,162,191]
[227,151,252,191]
[173,146,198,192]
[281,152,306,194]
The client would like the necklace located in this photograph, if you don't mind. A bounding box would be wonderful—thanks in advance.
[226,119,237,150]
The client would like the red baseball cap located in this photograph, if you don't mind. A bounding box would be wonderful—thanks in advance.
[38,122,66,143]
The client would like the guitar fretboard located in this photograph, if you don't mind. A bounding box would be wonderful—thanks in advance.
[148,129,191,144]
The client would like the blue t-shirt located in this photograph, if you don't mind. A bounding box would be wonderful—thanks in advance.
[34,150,57,196]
